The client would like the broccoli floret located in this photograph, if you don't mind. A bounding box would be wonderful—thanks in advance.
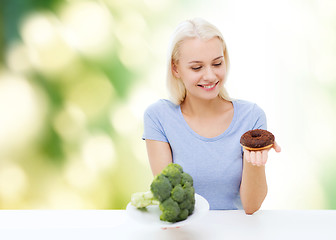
[179,198,192,210]
[171,184,185,202]
[171,163,183,173]
[177,208,189,221]
[183,182,195,200]
[183,182,195,213]
[130,163,196,223]
[181,172,193,186]
[159,197,180,222]
[162,164,182,187]
[178,200,194,215]
[150,174,172,202]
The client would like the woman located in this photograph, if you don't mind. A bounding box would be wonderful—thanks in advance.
[142,18,281,214]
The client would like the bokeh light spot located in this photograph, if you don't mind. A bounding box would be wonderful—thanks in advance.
[65,72,114,118]
[53,102,86,142]
[0,72,46,154]
[0,163,28,202]
[20,12,76,75]
[64,156,98,190]
[6,42,31,73]
[110,104,138,136]
[81,134,116,172]
[60,1,115,58]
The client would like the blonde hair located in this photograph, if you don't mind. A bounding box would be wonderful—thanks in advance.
[166,18,230,105]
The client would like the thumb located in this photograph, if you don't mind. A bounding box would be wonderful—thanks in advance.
[273,141,281,153]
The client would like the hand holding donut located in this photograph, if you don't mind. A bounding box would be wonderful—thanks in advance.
[240,129,281,166]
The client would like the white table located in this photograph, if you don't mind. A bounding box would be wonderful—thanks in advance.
[0,210,335,240]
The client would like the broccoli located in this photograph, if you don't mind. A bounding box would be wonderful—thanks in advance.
[130,191,159,208]
[130,163,195,223]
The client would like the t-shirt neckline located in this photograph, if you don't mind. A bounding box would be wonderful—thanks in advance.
[177,100,238,142]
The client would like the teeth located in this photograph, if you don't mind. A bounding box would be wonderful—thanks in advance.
[203,83,216,89]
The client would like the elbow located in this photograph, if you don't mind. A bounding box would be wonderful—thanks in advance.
[242,192,266,215]
[243,205,261,215]
[241,194,265,215]
[241,187,267,215]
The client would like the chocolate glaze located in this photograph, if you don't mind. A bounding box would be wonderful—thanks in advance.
[240,129,274,149]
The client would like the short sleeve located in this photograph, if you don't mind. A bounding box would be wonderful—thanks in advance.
[252,104,267,130]
[142,103,169,142]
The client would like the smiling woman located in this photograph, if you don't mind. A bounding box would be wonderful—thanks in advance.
[1,0,333,211]
[142,18,281,214]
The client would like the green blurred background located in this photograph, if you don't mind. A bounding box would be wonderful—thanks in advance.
[0,0,335,209]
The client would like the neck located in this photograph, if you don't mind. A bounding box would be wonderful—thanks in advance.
[181,95,227,117]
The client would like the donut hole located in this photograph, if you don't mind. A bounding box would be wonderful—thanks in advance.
[251,132,261,138]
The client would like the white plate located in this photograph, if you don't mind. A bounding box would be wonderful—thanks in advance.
[126,193,209,227]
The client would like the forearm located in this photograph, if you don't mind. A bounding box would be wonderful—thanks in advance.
[240,158,267,215]
[146,140,173,176]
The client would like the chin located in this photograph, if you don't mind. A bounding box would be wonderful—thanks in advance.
[198,93,221,101]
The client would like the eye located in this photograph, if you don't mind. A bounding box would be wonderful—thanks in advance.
[191,66,202,71]
[213,62,222,67]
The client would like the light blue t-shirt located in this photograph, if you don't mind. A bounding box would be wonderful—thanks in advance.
[142,99,267,210]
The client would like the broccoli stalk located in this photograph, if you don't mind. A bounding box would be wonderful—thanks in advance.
[130,191,159,208]
[131,163,195,223]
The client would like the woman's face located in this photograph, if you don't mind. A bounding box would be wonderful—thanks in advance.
[173,37,226,101]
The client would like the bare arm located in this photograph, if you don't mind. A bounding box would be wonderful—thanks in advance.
[240,142,281,215]
[145,139,173,176]
[240,153,268,215]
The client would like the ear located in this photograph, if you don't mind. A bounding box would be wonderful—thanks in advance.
[171,62,180,79]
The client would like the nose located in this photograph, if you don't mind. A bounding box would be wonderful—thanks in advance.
[203,66,216,81]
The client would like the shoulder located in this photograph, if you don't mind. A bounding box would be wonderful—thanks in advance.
[144,99,179,117]
[232,99,266,123]
[232,99,264,114]
[232,99,267,129]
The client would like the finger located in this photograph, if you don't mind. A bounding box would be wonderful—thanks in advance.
[244,149,251,162]
[255,151,262,166]
[273,141,281,153]
[250,151,256,165]
[262,149,268,165]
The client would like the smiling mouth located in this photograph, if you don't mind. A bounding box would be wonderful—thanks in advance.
[198,81,219,89]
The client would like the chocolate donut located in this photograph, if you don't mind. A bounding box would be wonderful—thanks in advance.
[240,129,275,151]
